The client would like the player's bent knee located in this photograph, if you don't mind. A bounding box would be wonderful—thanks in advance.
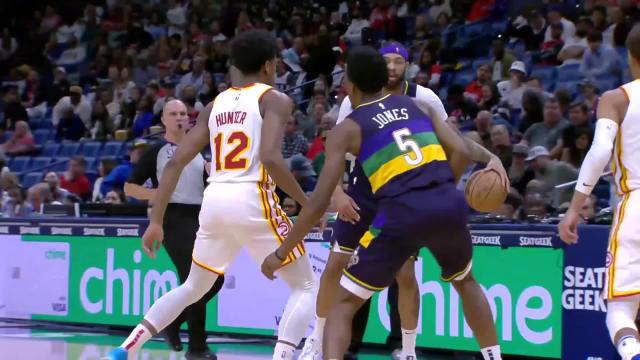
[339,274,374,300]
[606,297,640,342]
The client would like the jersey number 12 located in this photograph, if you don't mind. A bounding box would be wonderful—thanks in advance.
[214,131,250,171]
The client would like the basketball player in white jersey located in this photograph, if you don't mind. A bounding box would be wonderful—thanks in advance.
[300,43,507,360]
[559,25,640,360]
[105,30,316,360]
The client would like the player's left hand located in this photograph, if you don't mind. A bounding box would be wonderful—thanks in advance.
[261,251,283,280]
[485,155,510,191]
[558,209,580,244]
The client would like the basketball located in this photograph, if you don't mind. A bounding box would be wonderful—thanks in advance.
[464,170,509,212]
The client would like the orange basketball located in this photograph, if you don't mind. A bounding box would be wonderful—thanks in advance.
[464,169,509,212]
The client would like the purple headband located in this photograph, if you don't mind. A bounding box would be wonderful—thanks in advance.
[379,43,408,61]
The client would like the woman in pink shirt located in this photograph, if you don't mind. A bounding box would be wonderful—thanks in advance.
[1,121,36,156]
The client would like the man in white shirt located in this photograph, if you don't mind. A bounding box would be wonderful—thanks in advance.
[558,17,593,65]
[52,86,92,128]
[544,6,576,42]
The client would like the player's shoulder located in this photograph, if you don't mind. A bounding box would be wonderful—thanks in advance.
[259,87,293,113]
[413,84,441,102]
[600,87,630,109]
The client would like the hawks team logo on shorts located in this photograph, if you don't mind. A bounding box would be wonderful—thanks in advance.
[605,252,613,267]
[277,222,291,237]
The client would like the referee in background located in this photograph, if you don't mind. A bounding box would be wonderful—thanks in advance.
[125,99,223,360]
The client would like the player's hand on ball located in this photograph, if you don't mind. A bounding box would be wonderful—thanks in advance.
[334,191,360,224]
[558,209,580,244]
[142,222,164,259]
[485,156,510,190]
[261,252,282,280]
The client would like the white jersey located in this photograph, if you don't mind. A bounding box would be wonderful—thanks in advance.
[613,80,640,194]
[336,82,448,125]
[207,83,273,183]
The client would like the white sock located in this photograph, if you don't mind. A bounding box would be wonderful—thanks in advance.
[120,324,152,354]
[273,342,295,360]
[618,336,640,360]
[481,345,502,360]
[401,328,417,355]
[310,317,326,342]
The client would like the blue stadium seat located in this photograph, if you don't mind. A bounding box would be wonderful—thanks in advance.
[81,142,102,157]
[530,66,557,86]
[33,129,51,144]
[461,21,489,38]
[457,58,473,70]
[472,57,492,70]
[42,143,60,157]
[555,80,582,97]
[60,143,81,157]
[556,64,583,81]
[21,172,43,189]
[101,141,123,157]
[452,70,476,86]
[84,157,96,171]
[30,157,52,170]
[85,170,99,184]
[10,156,31,172]
[1,131,13,143]
[51,157,70,172]
[595,76,619,92]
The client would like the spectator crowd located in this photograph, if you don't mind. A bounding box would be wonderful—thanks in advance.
[0,0,638,221]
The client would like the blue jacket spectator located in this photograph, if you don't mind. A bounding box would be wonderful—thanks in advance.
[100,139,149,196]
[56,106,87,141]
[580,32,622,79]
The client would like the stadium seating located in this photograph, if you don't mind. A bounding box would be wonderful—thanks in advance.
[33,129,52,144]
[51,157,70,172]
[30,157,52,170]
[101,142,123,157]
[80,142,102,158]
[11,157,31,173]
[59,143,80,157]
[556,64,583,82]
[41,143,60,157]
[21,172,43,189]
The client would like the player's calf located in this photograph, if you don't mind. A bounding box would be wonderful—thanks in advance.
[607,297,640,360]
[394,259,420,359]
[323,286,367,360]
[451,272,502,360]
[300,250,353,360]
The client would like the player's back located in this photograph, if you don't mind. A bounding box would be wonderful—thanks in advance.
[349,94,454,199]
[207,83,272,184]
[614,80,640,194]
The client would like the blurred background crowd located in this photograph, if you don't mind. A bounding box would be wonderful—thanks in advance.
[0,0,637,222]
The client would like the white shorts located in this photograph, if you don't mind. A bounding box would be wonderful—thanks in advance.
[191,181,305,275]
[605,190,640,299]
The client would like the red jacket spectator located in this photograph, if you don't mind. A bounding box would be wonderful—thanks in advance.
[60,156,91,200]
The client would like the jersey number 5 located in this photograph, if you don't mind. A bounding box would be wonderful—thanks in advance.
[392,128,423,165]
[214,132,250,171]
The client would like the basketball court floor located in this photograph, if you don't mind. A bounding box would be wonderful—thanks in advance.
[0,320,476,360]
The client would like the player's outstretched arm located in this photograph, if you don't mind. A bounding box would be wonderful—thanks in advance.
[260,91,308,207]
[559,89,626,244]
[149,102,212,225]
[271,120,359,264]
